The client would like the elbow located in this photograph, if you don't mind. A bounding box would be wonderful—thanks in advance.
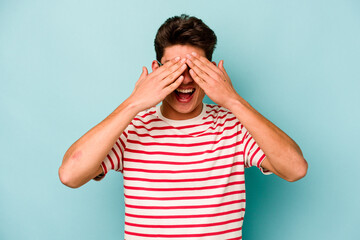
[58,166,82,189]
[286,157,308,182]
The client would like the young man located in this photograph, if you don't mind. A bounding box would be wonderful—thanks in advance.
[59,14,308,239]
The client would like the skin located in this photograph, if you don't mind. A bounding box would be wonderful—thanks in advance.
[59,49,190,188]
[152,45,206,120]
[58,44,307,188]
[185,51,308,181]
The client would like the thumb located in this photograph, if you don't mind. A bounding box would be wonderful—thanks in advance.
[140,66,148,79]
[219,60,225,71]
[135,66,148,87]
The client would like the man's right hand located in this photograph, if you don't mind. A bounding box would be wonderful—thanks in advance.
[128,56,187,112]
[59,57,187,188]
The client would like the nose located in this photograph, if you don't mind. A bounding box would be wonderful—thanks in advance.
[181,66,193,85]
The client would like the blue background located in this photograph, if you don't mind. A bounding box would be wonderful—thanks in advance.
[1,0,359,239]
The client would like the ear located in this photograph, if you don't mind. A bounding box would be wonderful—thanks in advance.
[152,60,160,72]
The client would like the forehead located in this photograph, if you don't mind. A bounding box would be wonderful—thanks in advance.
[161,44,206,62]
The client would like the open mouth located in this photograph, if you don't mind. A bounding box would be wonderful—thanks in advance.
[174,88,196,103]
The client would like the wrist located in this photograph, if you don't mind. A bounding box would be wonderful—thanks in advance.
[122,96,144,115]
[225,95,251,113]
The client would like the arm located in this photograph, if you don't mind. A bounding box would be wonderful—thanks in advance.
[227,96,307,182]
[58,99,139,188]
[186,52,308,182]
[59,57,187,188]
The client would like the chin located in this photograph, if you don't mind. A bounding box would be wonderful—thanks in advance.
[170,94,199,112]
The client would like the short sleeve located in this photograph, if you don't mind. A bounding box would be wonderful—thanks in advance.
[242,128,272,175]
[93,130,128,181]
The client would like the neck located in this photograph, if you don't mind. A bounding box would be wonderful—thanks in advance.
[160,103,203,120]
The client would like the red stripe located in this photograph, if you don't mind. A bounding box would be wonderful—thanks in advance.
[124,180,245,192]
[123,171,244,183]
[115,142,123,165]
[243,135,253,157]
[257,154,266,168]
[107,155,114,170]
[101,162,108,174]
[130,120,214,131]
[130,117,237,132]
[126,130,241,147]
[123,130,128,138]
[125,199,245,210]
[132,117,162,125]
[194,116,238,132]
[250,146,261,166]
[119,137,126,150]
[207,104,218,109]
[126,139,244,157]
[124,189,245,201]
[138,110,156,118]
[247,141,256,165]
[111,147,120,170]
[125,208,244,219]
[124,161,243,174]
[205,109,228,114]
[243,133,250,168]
[124,151,244,166]
[115,142,123,157]
[125,226,242,238]
[125,217,243,228]
[128,121,241,138]
[242,131,250,143]
[203,112,230,120]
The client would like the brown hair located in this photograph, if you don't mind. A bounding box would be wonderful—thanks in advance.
[154,14,217,62]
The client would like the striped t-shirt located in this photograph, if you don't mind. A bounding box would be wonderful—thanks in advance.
[100,103,272,240]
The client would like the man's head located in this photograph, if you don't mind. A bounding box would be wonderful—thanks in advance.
[154,14,217,62]
[152,14,217,120]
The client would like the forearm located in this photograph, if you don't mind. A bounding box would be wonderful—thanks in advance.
[184,52,307,181]
[227,96,307,181]
[59,98,140,188]
[58,57,187,188]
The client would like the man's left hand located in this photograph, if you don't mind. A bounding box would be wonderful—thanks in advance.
[186,52,239,109]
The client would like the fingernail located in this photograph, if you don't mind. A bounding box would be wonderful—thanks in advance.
[180,58,186,63]
[191,52,197,56]
[175,56,181,61]
[186,54,191,58]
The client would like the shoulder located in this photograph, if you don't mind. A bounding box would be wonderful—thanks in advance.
[130,106,162,127]
[204,104,235,119]
[135,107,158,120]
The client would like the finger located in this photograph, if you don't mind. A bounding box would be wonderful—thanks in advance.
[218,60,233,85]
[196,53,224,77]
[218,60,229,80]
[218,60,226,73]
[186,58,213,83]
[153,56,182,77]
[186,54,216,80]
[149,56,180,79]
[157,57,186,80]
[141,66,148,78]
[135,66,148,87]
[189,68,207,90]
[164,75,184,94]
[162,62,187,86]
[188,52,222,79]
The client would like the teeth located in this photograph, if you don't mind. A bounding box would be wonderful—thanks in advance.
[176,88,195,93]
